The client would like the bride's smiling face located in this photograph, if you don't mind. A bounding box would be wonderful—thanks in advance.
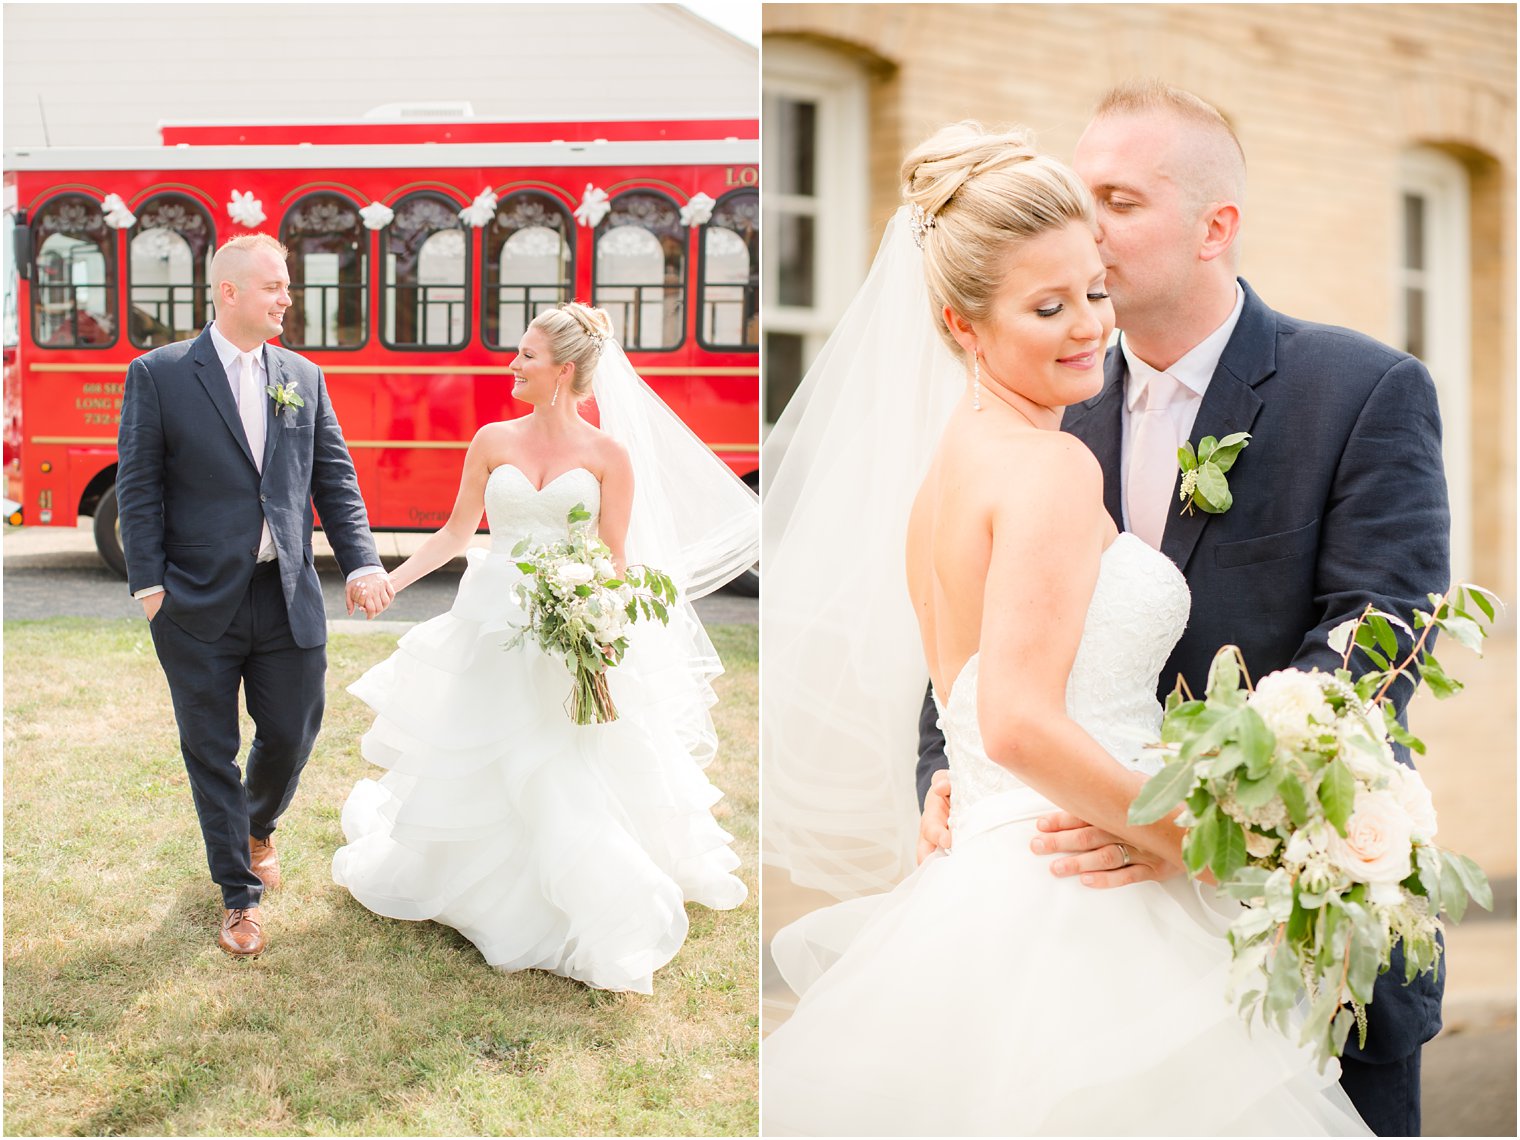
[509,327,570,406]
[954,221,1113,410]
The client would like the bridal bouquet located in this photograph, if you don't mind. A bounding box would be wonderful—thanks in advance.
[506,503,678,725]
[1129,585,1498,1069]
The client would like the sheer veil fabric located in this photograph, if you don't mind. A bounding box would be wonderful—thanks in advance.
[761,208,963,897]
[595,340,759,603]
[594,340,760,766]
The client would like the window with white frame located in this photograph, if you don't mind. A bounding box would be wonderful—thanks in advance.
[1398,147,1471,581]
[762,39,869,441]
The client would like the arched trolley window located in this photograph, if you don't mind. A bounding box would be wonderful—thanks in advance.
[483,191,573,350]
[31,194,117,348]
[280,193,367,350]
[593,191,687,351]
[698,189,758,350]
[128,193,214,349]
[382,192,469,351]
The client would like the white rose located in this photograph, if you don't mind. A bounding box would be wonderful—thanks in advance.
[1326,789,1416,887]
[1284,819,1335,867]
[1248,669,1335,749]
[1245,830,1281,858]
[592,557,615,580]
[557,563,595,587]
[1387,763,1438,842]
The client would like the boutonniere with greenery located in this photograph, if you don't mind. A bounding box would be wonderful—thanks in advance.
[1177,432,1251,515]
[265,379,305,417]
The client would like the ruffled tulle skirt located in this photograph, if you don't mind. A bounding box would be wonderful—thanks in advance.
[763,805,1370,1135]
[332,547,746,994]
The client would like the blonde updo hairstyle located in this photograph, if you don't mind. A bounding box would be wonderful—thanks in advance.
[902,122,1096,361]
[528,302,615,399]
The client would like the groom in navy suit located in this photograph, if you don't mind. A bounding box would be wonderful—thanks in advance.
[118,234,394,957]
[917,83,1449,1134]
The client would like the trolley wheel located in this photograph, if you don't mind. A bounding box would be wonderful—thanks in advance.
[728,564,759,597]
[93,484,128,579]
[726,470,759,596]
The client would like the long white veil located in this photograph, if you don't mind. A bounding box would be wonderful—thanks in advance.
[761,208,964,898]
[594,340,759,601]
[593,340,759,767]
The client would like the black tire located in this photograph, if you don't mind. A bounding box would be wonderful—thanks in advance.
[725,470,760,596]
[728,564,759,597]
[93,484,128,579]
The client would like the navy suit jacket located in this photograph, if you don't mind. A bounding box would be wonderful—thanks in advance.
[117,326,378,649]
[917,279,1451,1061]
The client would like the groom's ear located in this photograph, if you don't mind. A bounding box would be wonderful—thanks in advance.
[1198,201,1241,264]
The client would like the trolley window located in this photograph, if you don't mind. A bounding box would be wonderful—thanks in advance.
[593,191,686,351]
[280,193,367,350]
[128,193,215,348]
[30,194,117,348]
[697,189,758,351]
[483,191,573,351]
[382,192,469,351]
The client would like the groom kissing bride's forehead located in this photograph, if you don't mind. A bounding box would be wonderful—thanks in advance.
[916,81,1449,1136]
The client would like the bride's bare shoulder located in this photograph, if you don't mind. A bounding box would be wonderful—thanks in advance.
[986,430,1106,526]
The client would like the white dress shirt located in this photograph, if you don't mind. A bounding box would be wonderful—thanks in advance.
[1118,282,1246,533]
[133,323,383,598]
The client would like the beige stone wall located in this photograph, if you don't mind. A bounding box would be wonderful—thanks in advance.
[764,2,1516,603]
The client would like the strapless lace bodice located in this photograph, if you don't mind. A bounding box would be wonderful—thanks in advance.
[485,464,601,550]
[940,533,1191,823]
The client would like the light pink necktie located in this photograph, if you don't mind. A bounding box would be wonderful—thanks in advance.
[237,351,265,472]
[1127,372,1181,550]
[237,351,275,559]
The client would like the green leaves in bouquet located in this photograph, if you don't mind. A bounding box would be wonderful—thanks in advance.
[1177,432,1250,515]
[1332,583,1501,708]
[1316,757,1356,837]
[620,563,679,629]
[566,502,593,528]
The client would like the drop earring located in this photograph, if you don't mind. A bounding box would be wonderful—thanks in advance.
[972,352,982,412]
[551,382,560,408]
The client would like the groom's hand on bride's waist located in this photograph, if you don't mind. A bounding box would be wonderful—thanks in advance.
[915,769,953,864]
[1031,811,1178,888]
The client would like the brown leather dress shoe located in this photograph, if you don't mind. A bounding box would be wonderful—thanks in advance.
[250,835,281,891]
[219,907,265,957]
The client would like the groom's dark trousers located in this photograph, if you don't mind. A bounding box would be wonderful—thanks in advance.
[918,280,1449,1136]
[117,325,378,910]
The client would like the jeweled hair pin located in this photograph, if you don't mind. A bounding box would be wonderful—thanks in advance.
[908,203,937,249]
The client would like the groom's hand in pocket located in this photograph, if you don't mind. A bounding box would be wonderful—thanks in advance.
[916,768,953,864]
[1031,811,1177,888]
[140,592,165,622]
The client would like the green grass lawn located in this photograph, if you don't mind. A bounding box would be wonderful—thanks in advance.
[3,619,758,1137]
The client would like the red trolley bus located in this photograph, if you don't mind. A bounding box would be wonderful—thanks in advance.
[2,114,759,588]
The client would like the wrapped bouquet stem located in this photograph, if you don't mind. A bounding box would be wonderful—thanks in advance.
[1129,583,1499,1068]
[505,503,677,725]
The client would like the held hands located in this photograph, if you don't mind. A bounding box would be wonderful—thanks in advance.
[346,572,395,620]
[916,768,953,864]
[1030,810,1179,888]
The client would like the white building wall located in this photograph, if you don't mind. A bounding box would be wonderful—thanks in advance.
[3,3,756,147]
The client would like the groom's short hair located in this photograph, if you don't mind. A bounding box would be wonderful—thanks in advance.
[210,234,290,305]
[1093,80,1246,210]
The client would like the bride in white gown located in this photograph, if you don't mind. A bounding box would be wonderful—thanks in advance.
[332,302,756,994]
[761,125,1369,1134]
